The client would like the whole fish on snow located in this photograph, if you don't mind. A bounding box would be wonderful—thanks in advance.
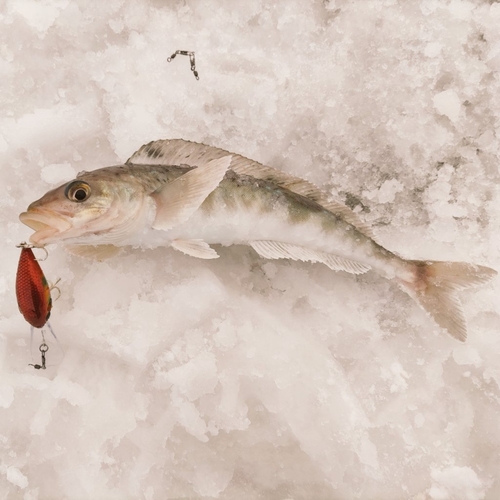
[19,139,496,341]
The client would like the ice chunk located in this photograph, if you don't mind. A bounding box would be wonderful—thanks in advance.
[453,345,482,368]
[10,0,64,33]
[377,179,404,204]
[0,133,8,153]
[5,104,99,150]
[40,163,76,185]
[192,461,234,498]
[109,18,124,34]
[381,362,409,393]
[5,466,28,489]
[433,90,462,123]
[448,0,474,20]
[429,466,485,500]
[414,413,425,428]
[164,352,218,402]
[173,398,209,442]
[425,42,443,58]
[0,384,14,408]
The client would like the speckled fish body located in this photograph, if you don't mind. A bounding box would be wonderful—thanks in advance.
[19,139,496,341]
[165,170,400,277]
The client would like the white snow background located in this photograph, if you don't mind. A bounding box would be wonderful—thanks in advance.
[1,0,499,499]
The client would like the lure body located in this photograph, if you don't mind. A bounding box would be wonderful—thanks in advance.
[16,246,52,328]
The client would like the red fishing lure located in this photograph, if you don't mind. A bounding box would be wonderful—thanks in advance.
[16,244,52,328]
[15,243,60,370]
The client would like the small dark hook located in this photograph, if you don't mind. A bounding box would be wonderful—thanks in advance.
[167,50,200,80]
[29,343,48,370]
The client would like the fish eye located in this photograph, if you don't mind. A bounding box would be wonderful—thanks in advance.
[64,181,91,203]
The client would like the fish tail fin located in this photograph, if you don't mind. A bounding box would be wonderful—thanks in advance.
[399,261,497,342]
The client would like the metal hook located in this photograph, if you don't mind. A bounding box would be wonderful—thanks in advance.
[34,247,49,262]
[167,50,199,80]
[16,242,49,261]
[49,278,61,302]
[29,342,48,370]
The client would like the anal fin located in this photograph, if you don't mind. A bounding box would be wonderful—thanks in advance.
[171,239,219,259]
[250,240,370,274]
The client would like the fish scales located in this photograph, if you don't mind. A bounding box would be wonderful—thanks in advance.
[172,170,399,276]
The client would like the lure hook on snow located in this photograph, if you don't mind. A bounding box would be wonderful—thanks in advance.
[15,242,59,369]
[167,50,199,80]
[29,342,49,370]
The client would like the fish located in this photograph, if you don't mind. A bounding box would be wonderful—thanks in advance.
[16,244,53,329]
[19,139,497,342]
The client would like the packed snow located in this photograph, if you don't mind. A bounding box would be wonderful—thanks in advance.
[1,0,499,499]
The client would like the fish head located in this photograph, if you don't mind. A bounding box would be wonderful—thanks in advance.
[19,169,151,247]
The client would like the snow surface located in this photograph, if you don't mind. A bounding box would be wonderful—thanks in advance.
[1,0,500,499]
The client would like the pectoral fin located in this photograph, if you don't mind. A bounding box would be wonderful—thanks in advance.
[171,239,219,259]
[152,155,232,231]
[250,240,371,274]
[65,244,122,261]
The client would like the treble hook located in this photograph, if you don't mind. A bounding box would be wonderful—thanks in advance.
[49,278,62,302]
[16,242,48,261]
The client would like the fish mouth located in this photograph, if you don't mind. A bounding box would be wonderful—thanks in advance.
[19,209,72,246]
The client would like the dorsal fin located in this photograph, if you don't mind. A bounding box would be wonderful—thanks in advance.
[126,139,377,242]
